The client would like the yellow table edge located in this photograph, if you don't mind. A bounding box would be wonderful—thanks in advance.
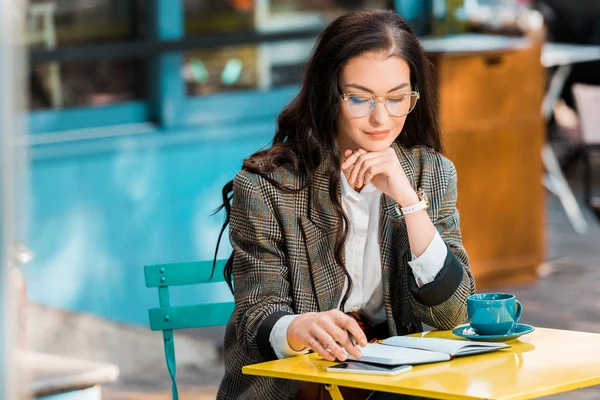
[243,359,486,400]
[242,327,600,400]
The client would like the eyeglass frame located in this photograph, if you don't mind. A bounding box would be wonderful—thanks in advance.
[338,88,420,118]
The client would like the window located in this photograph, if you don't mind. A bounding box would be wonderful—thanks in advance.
[183,0,392,96]
[27,0,145,110]
[27,0,398,131]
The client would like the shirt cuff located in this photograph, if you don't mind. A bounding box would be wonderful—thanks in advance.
[408,230,448,286]
[269,314,310,359]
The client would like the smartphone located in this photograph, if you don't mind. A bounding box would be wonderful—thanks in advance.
[326,361,412,376]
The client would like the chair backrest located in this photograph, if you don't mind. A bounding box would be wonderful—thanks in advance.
[573,83,600,145]
[144,259,234,400]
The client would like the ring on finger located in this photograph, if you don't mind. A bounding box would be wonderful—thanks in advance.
[307,337,316,348]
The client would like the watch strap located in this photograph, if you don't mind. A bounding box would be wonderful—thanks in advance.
[395,199,428,216]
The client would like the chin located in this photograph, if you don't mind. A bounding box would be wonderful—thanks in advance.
[358,139,395,152]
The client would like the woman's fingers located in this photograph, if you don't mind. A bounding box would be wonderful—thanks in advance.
[325,320,364,360]
[361,160,391,186]
[355,158,378,188]
[312,329,346,361]
[292,310,369,362]
[341,148,367,170]
[307,336,337,361]
[334,312,368,347]
[341,149,357,169]
[348,152,384,189]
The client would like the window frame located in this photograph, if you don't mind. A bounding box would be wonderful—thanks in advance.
[28,0,404,136]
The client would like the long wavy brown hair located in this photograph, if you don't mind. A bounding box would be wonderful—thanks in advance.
[213,9,441,310]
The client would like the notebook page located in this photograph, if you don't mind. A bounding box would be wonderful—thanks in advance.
[345,343,450,366]
[382,336,509,356]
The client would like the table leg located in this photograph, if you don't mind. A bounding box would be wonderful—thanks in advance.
[542,143,588,233]
[542,64,588,234]
[542,64,572,119]
[324,384,345,400]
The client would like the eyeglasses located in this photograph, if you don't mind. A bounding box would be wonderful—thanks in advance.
[340,90,420,118]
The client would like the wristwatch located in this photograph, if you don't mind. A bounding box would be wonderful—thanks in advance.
[395,188,429,216]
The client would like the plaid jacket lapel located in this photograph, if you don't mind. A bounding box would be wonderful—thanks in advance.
[307,155,340,232]
[302,155,346,312]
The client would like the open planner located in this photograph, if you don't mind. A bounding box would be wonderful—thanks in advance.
[345,336,510,366]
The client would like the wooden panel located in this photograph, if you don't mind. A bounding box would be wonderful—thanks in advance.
[433,44,546,288]
[444,122,545,286]
[437,46,543,133]
[444,121,544,267]
[472,257,540,288]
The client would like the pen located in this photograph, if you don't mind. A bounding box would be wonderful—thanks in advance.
[348,332,357,347]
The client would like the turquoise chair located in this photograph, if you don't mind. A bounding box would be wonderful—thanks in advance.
[144,259,234,400]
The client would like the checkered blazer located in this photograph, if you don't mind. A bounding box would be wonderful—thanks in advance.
[217,143,476,400]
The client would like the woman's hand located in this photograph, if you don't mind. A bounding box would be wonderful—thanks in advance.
[341,147,418,207]
[286,310,367,361]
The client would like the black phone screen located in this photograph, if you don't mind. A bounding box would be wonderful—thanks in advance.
[329,361,409,372]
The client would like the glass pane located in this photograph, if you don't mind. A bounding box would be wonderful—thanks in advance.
[184,39,316,95]
[27,0,141,46]
[185,1,254,35]
[29,60,144,110]
[184,0,392,95]
[27,0,145,110]
[185,0,392,36]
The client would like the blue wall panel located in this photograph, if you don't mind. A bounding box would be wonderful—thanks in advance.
[29,102,150,134]
[25,124,274,325]
[183,86,298,126]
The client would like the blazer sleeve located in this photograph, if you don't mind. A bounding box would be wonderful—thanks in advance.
[408,160,476,329]
[229,170,295,361]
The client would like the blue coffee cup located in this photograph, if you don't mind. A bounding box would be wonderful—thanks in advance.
[467,293,523,336]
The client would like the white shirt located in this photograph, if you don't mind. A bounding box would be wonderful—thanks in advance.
[269,173,448,358]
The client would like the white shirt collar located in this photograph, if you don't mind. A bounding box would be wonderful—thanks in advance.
[340,171,378,201]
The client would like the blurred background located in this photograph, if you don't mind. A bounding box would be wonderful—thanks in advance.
[1,0,600,399]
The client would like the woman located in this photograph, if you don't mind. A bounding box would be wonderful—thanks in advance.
[214,9,475,400]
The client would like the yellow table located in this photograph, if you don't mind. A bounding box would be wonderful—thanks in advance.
[242,327,600,400]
